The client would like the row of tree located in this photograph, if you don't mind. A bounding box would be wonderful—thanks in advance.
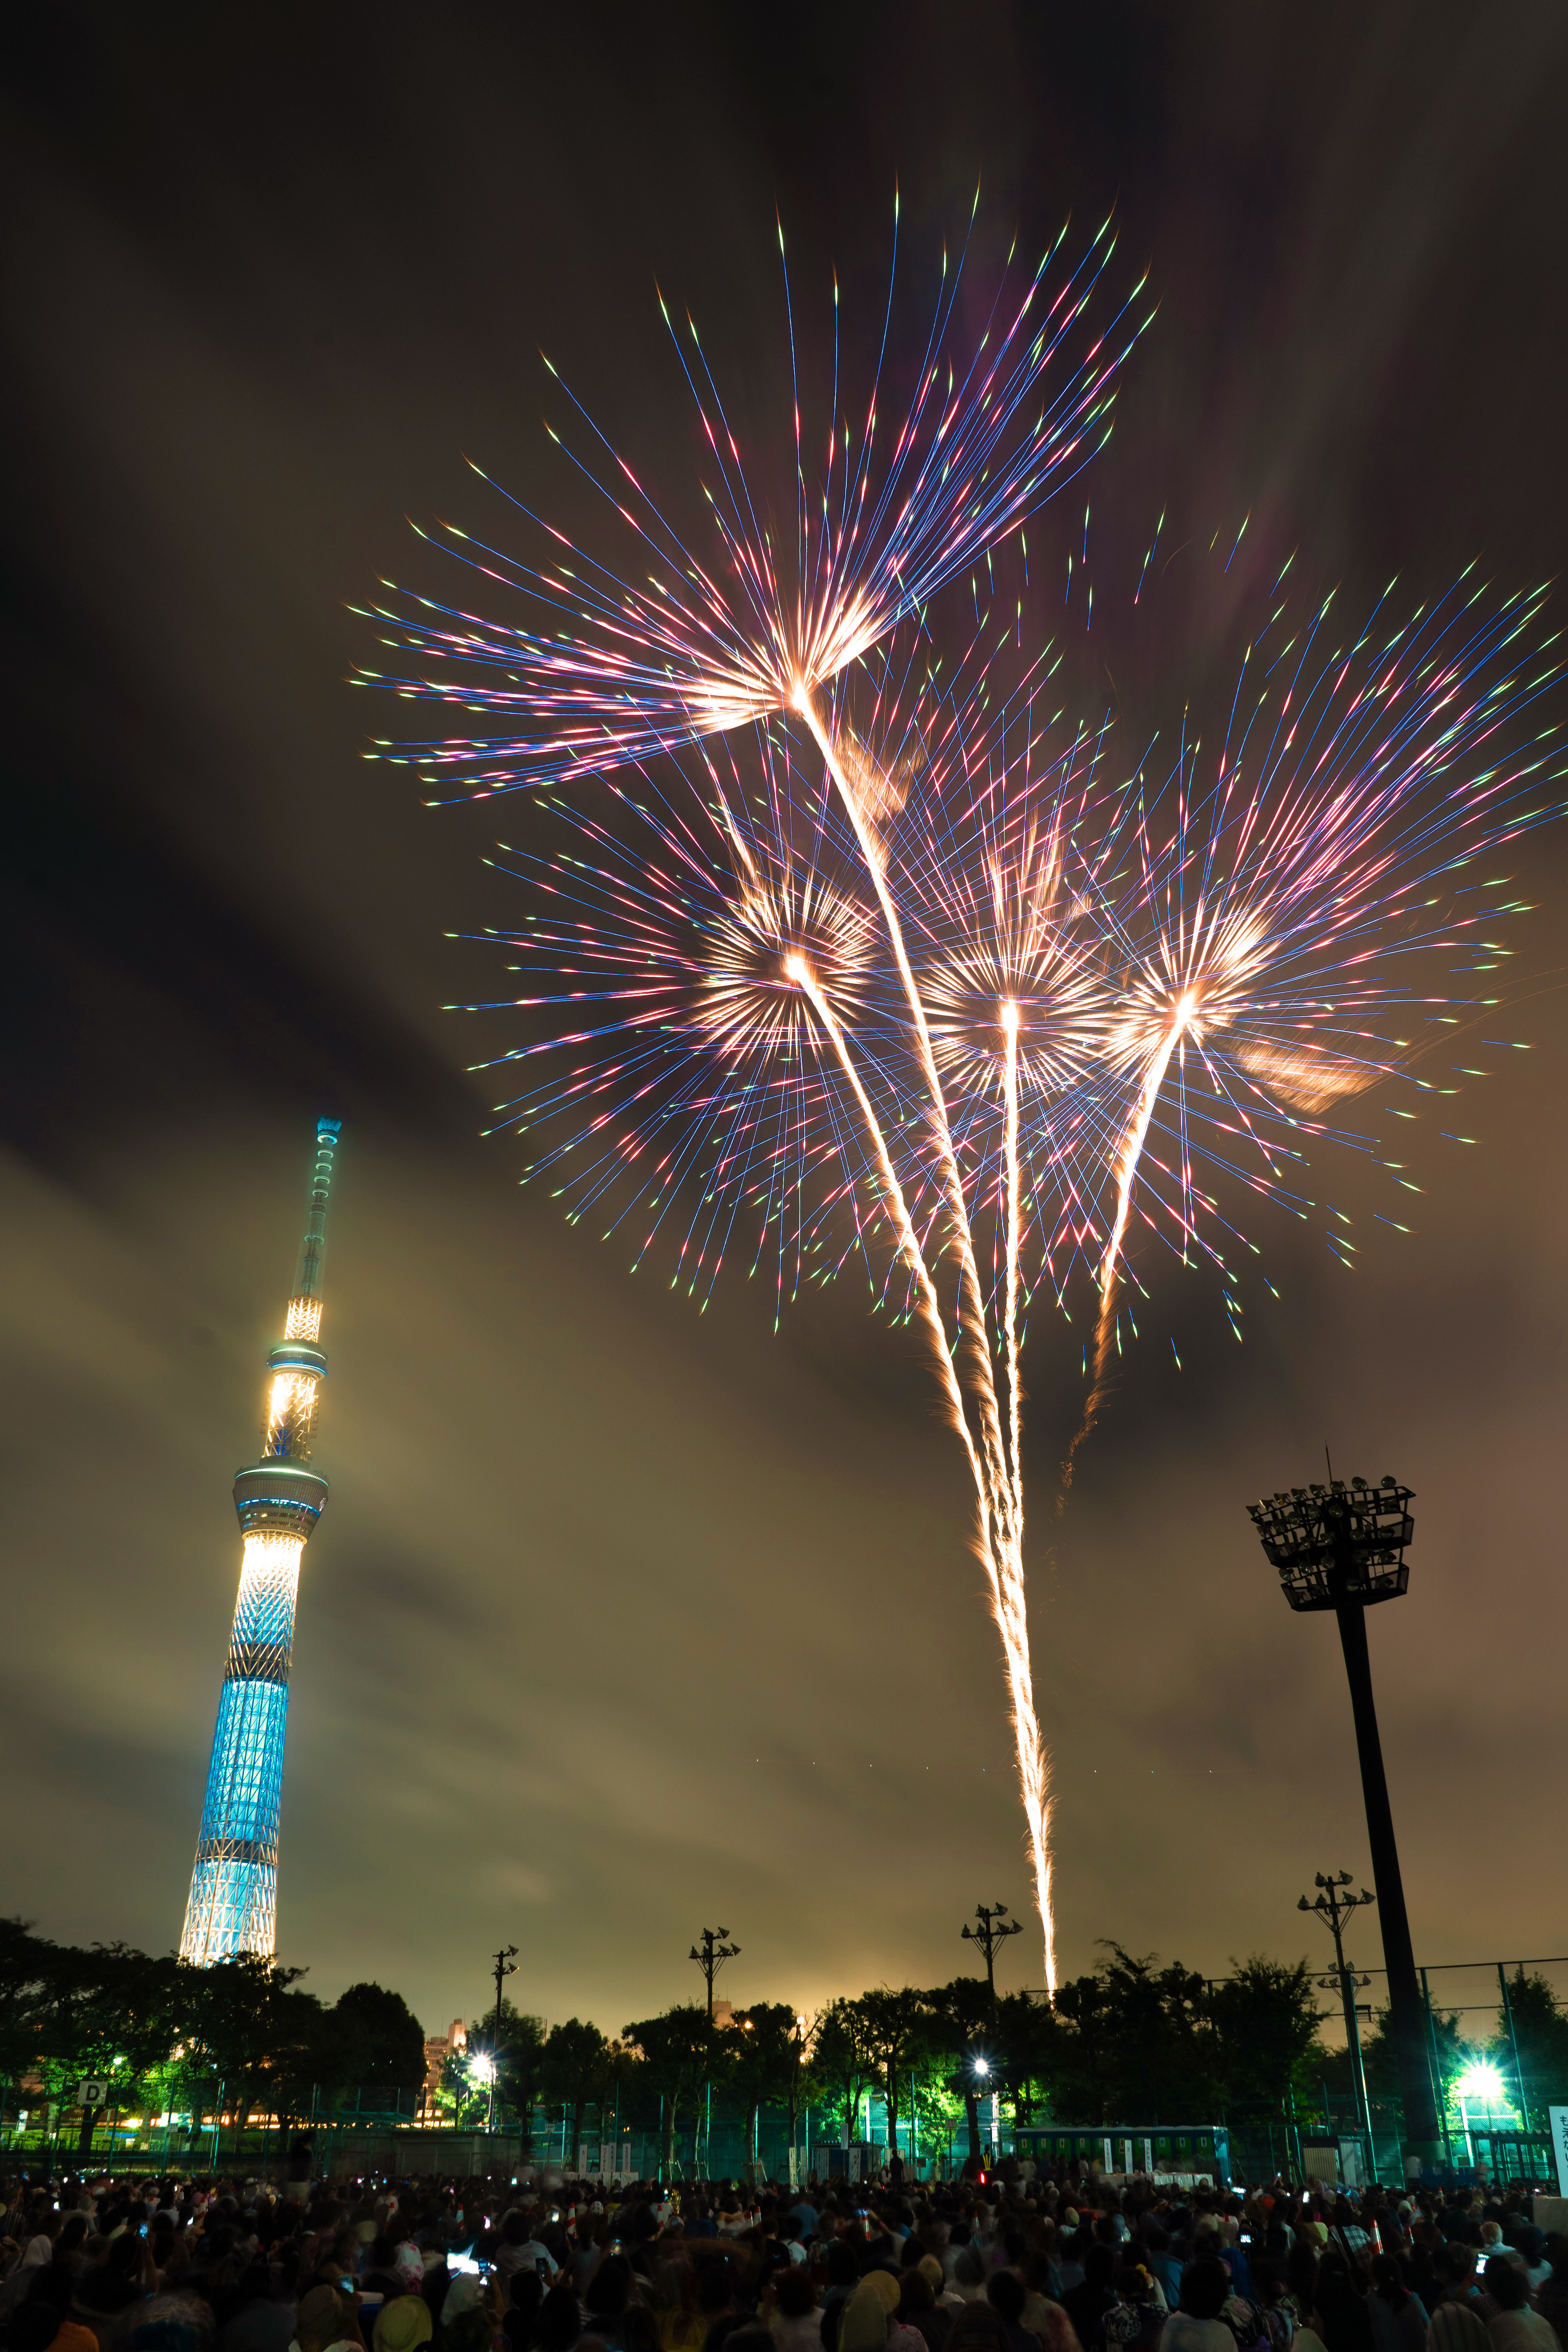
[6,1916,1565,2157]
[463,1949,1346,2167]
[0,1918,425,2134]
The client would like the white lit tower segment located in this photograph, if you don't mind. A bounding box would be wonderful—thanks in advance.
[179,1118,343,1965]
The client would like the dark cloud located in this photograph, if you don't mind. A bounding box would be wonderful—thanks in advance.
[1,0,1564,2034]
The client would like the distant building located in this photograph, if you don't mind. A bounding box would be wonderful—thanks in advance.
[421,2018,466,2119]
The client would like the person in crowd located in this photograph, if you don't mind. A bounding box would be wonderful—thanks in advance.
[1510,2237,1550,2301]
[1427,2282,1491,2352]
[1143,2237,1183,2313]
[295,2287,361,2352]
[765,2264,824,2352]
[1434,2250,1495,2327]
[1534,2241,1568,2352]
[894,2267,948,2352]
[943,2310,1012,2352]
[984,2272,1039,2352]
[1481,2260,1555,2352]
[1064,2244,1118,2351]
[1159,2260,1236,2352]
[581,2254,639,2351]
[1365,2255,1427,2352]
[373,2300,432,2352]
[1017,2254,1076,2352]
[500,2271,543,2352]
[1312,2250,1376,2352]
[12,2290,102,2352]
[1102,2260,1168,2352]
[840,2273,904,2352]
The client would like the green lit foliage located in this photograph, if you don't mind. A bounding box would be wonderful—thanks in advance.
[857,1988,930,2144]
[812,1998,878,2149]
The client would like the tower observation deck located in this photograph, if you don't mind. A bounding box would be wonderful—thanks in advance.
[179,1119,343,1965]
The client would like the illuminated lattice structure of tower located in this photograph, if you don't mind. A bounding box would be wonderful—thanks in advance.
[179,1119,343,1965]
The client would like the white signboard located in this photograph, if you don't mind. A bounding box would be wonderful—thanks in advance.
[76,2081,107,2108]
[1550,2105,1568,2197]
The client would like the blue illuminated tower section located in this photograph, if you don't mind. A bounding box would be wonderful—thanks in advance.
[179,1119,343,1965]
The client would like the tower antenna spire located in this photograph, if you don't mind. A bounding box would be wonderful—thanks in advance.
[180,1118,344,1966]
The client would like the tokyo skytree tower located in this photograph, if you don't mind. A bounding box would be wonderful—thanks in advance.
[179,1118,343,1965]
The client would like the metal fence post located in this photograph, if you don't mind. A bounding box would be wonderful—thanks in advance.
[1421,1971,1453,2170]
[1497,1965,1528,2131]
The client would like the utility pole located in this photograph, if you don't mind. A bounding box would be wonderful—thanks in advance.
[1299,1873,1375,2160]
[961,1902,1024,2026]
[486,1942,519,2133]
[1248,1474,1441,2162]
[689,1926,740,2021]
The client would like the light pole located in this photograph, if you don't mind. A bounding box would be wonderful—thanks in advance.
[688,1929,737,2182]
[961,1902,1024,2026]
[689,1926,740,2021]
[1247,1472,1440,2163]
[486,1942,519,2133]
[962,1901,1022,2162]
[1299,1873,1376,2160]
[787,2013,810,2188]
[970,2055,994,2170]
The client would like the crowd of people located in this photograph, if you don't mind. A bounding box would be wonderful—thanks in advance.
[0,2162,1563,2352]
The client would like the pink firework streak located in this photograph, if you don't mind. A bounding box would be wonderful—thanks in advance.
[1059,565,1561,1478]
[355,203,1149,799]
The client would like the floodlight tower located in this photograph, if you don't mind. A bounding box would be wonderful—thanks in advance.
[179,1120,343,1965]
[1246,1472,1441,2161]
[961,1901,1025,2025]
[689,1927,740,2020]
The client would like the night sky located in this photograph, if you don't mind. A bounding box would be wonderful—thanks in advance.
[4,0,1566,2045]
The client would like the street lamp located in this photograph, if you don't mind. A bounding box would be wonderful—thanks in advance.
[1453,2061,1513,2169]
[1247,1472,1439,2163]
[689,1926,740,2021]
[1299,1873,1376,2158]
[967,2053,997,2170]
[486,1943,519,2133]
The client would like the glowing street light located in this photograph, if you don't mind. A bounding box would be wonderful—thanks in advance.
[1453,2060,1514,2167]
